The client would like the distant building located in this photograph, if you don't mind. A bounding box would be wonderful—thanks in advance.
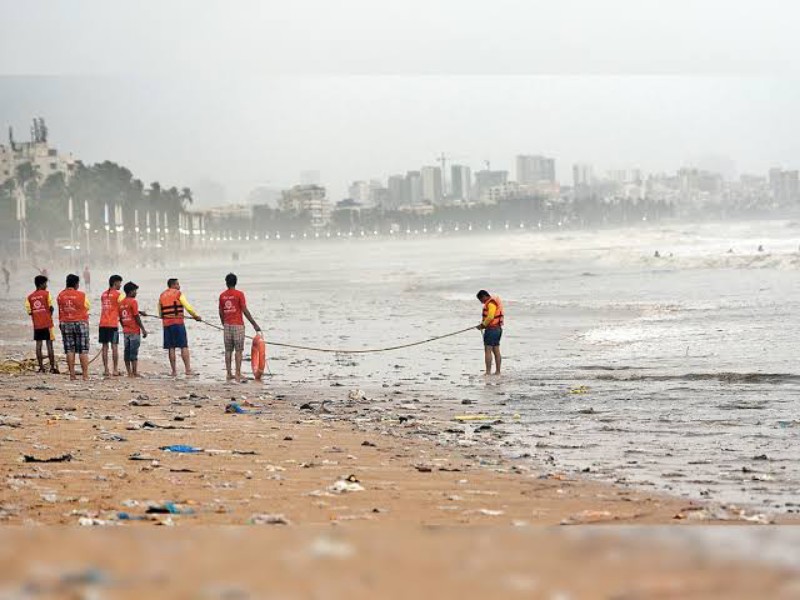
[405,171,422,206]
[474,169,508,202]
[516,154,556,185]
[573,163,593,200]
[206,204,253,223]
[387,174,405,208]
[0,118,77,185]
[420,166,443,204]
[348,180,371,205]
[279,185,330,228]
[769,168,799,204]
[450,165,472,202]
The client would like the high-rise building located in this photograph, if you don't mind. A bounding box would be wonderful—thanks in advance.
[420,166,443,204]
[572,163,593,200]
[348,180,371,204]
[474,169,508,202]
[516,155,556,185]
[299,170,321,186]
[769,168,800,204]
[279,184,330,228]
[450,165,472,202]
[0,119,76,185]
[405,171,422,206]
[387,174,405,208]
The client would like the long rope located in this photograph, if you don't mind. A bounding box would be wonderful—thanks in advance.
[143,314,475,354]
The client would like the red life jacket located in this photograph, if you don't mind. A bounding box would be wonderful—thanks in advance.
[57,288,89,323]
[482,295,505,329]
[27,289,53,330]
[159,288,184,326]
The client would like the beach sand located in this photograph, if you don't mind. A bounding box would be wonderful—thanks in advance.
[1,315,799,597]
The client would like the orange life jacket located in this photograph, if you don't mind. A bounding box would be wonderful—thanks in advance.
[27,289,53,330]
[159,288,184,327]
[57,288,89,323]
[482,295,504,329]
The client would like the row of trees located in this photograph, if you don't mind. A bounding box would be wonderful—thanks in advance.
[0,160,193,251]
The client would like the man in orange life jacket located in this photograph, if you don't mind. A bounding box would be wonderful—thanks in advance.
[57,273,91,381]
[25,274,58,373]
[219,272,261,382]
[158,278,202,377]
[99,274,125,377]
[476,290,504,376]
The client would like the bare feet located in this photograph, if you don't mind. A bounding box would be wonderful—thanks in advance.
[82,374,89,381]
[103,370,110,377]
[69,375,77,381]
[49,367,60,374]
[226,374,234,382]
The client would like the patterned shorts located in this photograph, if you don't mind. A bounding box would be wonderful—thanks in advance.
[224,324,245,352]
[60,321,90,354]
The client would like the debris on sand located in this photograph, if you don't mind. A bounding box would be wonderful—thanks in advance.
[23,453,73,463]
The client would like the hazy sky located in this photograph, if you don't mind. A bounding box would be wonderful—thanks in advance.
[1,1,799,204]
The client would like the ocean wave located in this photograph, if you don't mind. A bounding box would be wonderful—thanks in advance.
[591,372,800,384]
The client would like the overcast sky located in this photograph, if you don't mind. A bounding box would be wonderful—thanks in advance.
[1,0,799,204]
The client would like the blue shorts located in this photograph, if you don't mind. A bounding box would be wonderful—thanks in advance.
[124,333,141,362]
[98,327,119,345]
[483,327,502,347]
[163,324,188,349]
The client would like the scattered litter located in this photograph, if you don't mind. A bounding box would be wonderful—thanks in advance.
[328,475,365,494]
[250,513,292,525]
[476,509,504,516]
[673,505,773,524]
[570,386,590,395]
[78,517,115,526]
[23,453,73,463]
[128,452,158,461]
[225,402,247,414]
[454,414,491,422]
[0,416,23,428]
[145,502,194,515]
[414,465,433,472]
[160,445,202,453]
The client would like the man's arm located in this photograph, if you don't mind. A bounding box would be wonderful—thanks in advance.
[218,303,225,326]
[135,314,147,337]
[242,306,261,332]
[480,302,496,329]
[179,294,202,321]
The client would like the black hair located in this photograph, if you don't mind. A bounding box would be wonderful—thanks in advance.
[34,275,48,288]
[66,274,80,288]
[167,278,178,288]
[225,273,237,287]
[123,281,138,295]
[476,289,490,300]
[109,274,123,287]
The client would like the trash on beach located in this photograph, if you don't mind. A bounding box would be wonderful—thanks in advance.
[78,517,116,527]
[0,416,23,428]
[250,513,292,525]
[225,402,247,414]
[145,502,194,515]
[570,386,590,395]
[160,444,202,453]
[348,389,368,403]
[128,452,158,461]
[454,414,491,421]
[23,453,73,463]
[328,475,365,494]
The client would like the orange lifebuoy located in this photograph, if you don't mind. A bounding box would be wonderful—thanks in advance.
[251,334,267,381]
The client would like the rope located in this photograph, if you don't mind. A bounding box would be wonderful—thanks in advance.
[142,314,475,354]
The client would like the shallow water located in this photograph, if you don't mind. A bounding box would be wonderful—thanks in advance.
[4,219,800,512]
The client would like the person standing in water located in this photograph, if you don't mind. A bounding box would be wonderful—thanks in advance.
[476,290,504,376]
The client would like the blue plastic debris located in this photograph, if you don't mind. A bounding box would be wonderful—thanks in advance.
[159,444,202,453]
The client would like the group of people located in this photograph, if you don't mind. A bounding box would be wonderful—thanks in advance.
[26,271,503,381]
[25,272,261,382]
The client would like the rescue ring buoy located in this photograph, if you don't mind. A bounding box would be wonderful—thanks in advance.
[251,333,267,380]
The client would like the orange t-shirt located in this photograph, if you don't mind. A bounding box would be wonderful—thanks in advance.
[57,288,89,323]
[219,289,246,326]
[100,288,124,328]
[27,289,54,330]
[119,297,141,334]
